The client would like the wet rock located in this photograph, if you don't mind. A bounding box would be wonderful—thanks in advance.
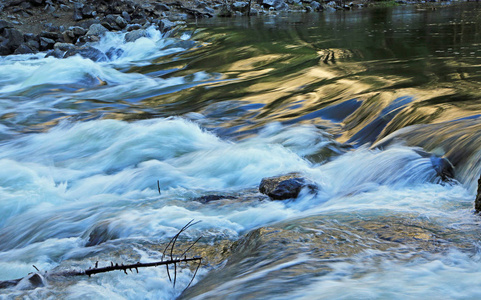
[0,28,24,54]
[64,45,108,62]
[71,26,87,36]
[309,1,322,11]
[13,43,35,54]
[475,176,481,213]
[262,0,288,10]
[39,37,55,51]
[45,48,65,58]
[259,173,318,200]
[40,30,61,41]
[429,155,454,182]
[193,195,237,204]
[105,47,124,60]
[232,1,250,12]
[81,5,96,18]
[412,149,455,182]
[115,16,128,29]
[15,273,46,290]
[54,42,75,52]
[124,28,148,42]
[159,19,175,33]
[122,11,132,22]
[86,23,108,36]
[86,222,119,247]
[126,23,142,31]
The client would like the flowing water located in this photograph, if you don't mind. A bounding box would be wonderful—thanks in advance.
[1,3,481,299]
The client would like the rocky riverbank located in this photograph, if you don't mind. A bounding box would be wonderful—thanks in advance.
[0,0,453,57]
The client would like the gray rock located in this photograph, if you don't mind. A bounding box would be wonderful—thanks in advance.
[0,43,11,55]
[26,39,40,51]
[81,5,96,18]
[259,173,318,200]
[121,11,131,22]
[1,28,24,52]
[0,20,14,31]
[115,16,128,29]
[86,222,119,247]
[40,31,61,41]
[86,24,108,36]
[54,42,75,52]
[155,3,171,11]
[262,0,288,10]
[64,46,108,62]
[124,29,148,43]
[73,2,84,21]
[193,195,237,204]
[126,24,142,31]
[159,19,175,33]
[232,1,249,12]
[310,1,322,11]
[70,26,87,37]
[13,43,35,54]
[105,47,124,60]
[15,273,46,290]
[39,37,55,50]
[45,48,65,58]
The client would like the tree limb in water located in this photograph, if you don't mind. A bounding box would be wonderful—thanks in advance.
[0,220,203,290]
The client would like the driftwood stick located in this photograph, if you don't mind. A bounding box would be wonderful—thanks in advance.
[74,257,202,277]
[0,221,203,290]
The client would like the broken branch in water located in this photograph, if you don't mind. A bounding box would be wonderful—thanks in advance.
[0,220,203,291]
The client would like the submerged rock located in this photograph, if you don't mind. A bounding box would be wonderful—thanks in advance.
[259,173,318,200]
[193,194,237,204]
[15,272,46,290]
[64,45,108,62]
[86,222,119,247]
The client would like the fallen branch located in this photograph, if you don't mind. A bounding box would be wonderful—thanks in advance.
[0,220,203,291]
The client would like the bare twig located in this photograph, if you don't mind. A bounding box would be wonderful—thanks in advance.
[75,257,202,277]
[0,221,204,292]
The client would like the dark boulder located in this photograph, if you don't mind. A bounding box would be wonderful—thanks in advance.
[86,23,108,37]
[259,173,318,200]
[64,46,108,62]
[39,37,55,51]
[0,20,14,31]
[476,176,481,213]
[412,149,455,183]
[13,43,35,54]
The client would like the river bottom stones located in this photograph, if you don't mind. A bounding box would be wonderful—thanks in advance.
[259,173,318,200]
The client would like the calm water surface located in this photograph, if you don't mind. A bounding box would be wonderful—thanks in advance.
[1,3,481,299]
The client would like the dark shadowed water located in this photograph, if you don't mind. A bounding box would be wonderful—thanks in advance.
[1,3,481,299]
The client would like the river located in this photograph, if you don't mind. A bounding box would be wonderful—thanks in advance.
[1,3,481,299]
